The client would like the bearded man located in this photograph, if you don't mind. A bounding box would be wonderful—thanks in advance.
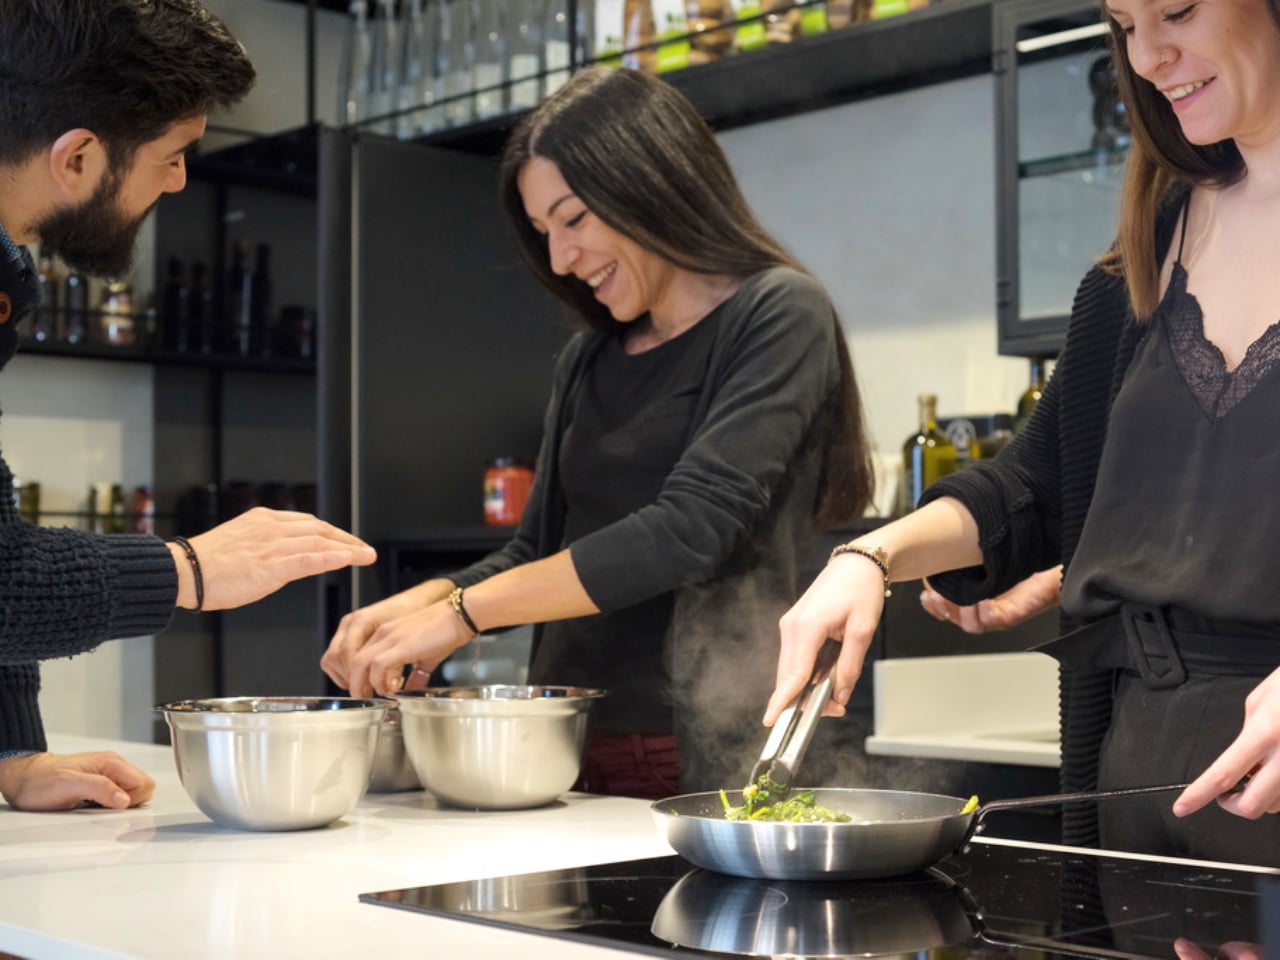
[0,0,377,812]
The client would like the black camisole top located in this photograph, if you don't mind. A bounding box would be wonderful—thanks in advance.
[1061,195,1280,625]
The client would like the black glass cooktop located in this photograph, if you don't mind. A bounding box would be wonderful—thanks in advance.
[361,840,1274,959]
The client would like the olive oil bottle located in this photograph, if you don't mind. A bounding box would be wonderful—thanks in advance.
[1013,356,1048,434]
[899,393,957,515]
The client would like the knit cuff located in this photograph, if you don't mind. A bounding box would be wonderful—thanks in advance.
[0,664,47,753]
[101,535,179,639]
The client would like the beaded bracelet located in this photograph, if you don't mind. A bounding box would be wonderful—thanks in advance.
[169,535,205,611]
[828,542,892,598]
[448,586,481,638]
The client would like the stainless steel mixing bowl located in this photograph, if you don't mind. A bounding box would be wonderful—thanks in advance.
[367,708,423,793]
[395,685,604,810]
[156,696,393,831]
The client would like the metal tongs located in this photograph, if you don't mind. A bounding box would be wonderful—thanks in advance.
[746,639,841,798]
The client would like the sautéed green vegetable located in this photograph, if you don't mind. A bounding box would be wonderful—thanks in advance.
[720,774,851,823]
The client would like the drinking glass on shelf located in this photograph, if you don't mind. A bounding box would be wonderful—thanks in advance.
[443,0,475,127]
[472,0,506,120]
[337,0,373,125]
[396,0,443,137]
[368,0,399,134]
[543,0,570,96]
[506,0,542,112]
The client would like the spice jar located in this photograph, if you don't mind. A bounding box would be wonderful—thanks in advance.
[99,282,136,346]
[13,478,40,524]
[622,0,657,72]
[686,0,734,62]
[484,459,535,527]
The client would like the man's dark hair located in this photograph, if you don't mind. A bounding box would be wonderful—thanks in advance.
[0,0,256,169]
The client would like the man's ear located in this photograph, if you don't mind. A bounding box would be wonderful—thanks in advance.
[46,129,109,202]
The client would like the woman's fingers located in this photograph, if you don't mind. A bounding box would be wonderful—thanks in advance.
[769,557,883,726]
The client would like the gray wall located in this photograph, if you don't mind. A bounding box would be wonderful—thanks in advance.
[720,75,1033,466]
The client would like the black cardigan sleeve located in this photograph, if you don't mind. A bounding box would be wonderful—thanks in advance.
[921,263,1133,605]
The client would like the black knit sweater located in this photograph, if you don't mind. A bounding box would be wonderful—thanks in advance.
[922,204,1180,846]
[0,247,179,754]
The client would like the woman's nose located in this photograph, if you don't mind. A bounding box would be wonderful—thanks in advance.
[1128,32,1173,78]
[547,233,578,276]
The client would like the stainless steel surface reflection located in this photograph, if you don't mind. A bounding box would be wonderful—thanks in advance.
[395,685,604,809]
[367,709,423,793]
[387,869,598,931]
[650,867,977,958]
[157,696,391,831]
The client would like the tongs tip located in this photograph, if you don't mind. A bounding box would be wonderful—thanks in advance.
[746,639,840,795]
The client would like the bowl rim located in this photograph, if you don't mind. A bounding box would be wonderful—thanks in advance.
[392,684,605,703]
[154,696,395,714]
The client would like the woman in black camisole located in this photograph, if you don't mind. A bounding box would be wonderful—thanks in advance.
[772,0,1280,866]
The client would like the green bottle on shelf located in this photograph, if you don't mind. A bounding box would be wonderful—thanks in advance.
[1013,357,1048,434]
[900,393,956,515]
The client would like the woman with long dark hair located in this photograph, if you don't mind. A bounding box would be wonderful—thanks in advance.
[323,66,873,796]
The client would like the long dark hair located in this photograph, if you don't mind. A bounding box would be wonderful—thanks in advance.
[499,66,873,526]
[1099,0,1280,317]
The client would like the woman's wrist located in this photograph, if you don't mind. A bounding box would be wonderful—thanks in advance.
[829,541,892,597]
[448,586,482,639]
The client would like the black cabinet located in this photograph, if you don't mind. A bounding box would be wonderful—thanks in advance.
[315,128,569,613]
[150,129,325,715]
[994,0,1125,356]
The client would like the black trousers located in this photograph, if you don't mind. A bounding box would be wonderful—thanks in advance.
[1098,670,1280,864]
[1043,604,1280,865]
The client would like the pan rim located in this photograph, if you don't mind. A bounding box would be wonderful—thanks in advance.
[651,786,974,827]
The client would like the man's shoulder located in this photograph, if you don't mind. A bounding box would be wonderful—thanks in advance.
[0,249,40,327]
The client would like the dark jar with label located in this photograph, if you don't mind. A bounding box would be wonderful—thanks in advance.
[484,459,534,526]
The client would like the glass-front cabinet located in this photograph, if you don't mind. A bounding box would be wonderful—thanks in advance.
[994,0,1125,356]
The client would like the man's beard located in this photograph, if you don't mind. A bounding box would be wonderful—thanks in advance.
[31,168,153,278]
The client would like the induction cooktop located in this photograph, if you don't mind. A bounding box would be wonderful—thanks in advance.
[360,838,1275,959]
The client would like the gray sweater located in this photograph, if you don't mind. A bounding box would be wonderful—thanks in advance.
[449,267,842,790]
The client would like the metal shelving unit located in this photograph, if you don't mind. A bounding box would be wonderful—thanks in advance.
[288,0,996,152]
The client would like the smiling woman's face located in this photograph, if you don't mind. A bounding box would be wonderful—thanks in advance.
[1106,0,1280,148]
[517,155,676,323]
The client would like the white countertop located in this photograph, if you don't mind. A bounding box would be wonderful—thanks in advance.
[0,735,675,960]
[867,652,1062,767]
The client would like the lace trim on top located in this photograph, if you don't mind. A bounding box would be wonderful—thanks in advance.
[1162,261,1280,419]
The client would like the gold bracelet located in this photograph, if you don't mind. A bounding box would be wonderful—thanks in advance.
[828,543,892,598]
[448,587,481,638]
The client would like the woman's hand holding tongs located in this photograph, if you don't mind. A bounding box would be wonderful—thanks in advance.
[768,549,886,727]
[766,498,985,729]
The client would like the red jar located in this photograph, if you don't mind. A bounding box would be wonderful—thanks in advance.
[484,458,534,526]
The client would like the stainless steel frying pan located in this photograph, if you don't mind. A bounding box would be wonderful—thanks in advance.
[650,783,1189,881]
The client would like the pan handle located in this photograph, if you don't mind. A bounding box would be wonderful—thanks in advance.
[978,781,1191,819]
[958,781,1191,849]
[962,776,1251,846]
